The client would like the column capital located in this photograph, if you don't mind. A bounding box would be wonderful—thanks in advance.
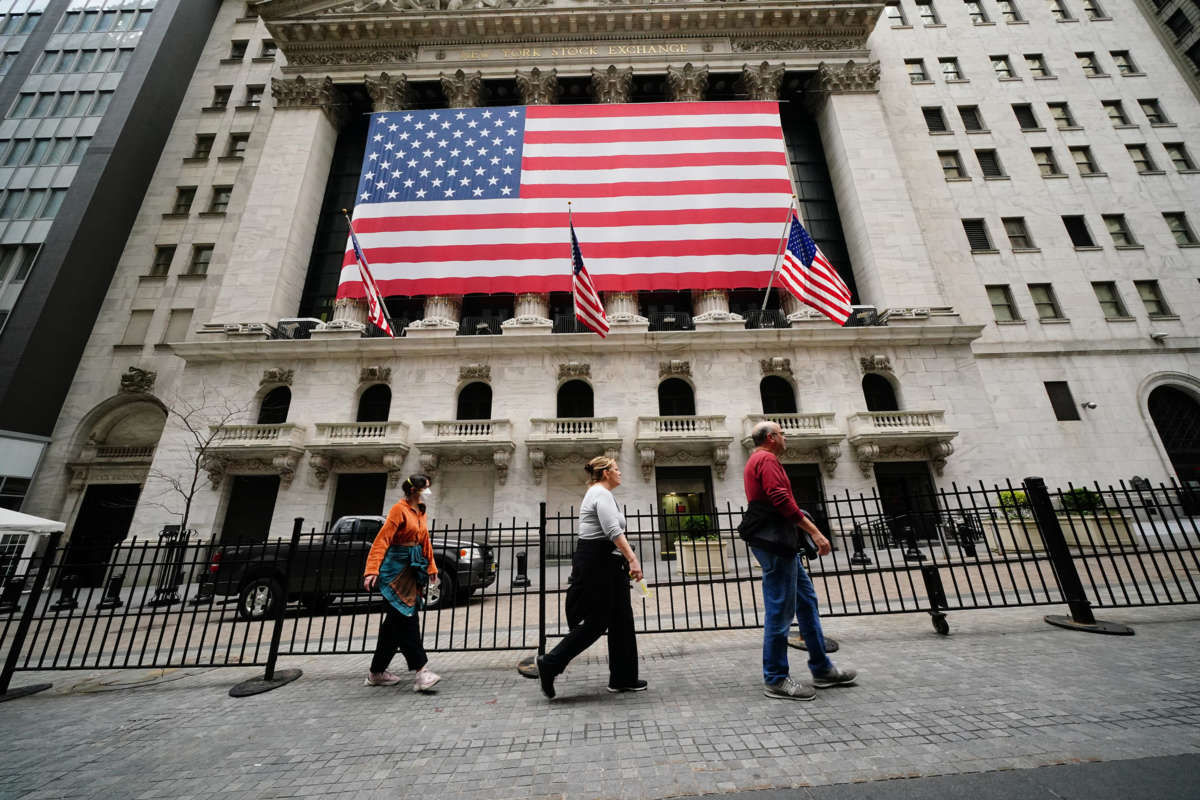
[365,72,412,112]
[666,63,708,102]
[591,65,633,104]
[440,69,484,108]
[516,67,559,106]
[739,61,786,101]
[807,60,881,97]
[270,75,348,127]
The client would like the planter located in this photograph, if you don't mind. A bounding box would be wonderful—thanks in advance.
[985,513,1133,554]
[677,539,728,575]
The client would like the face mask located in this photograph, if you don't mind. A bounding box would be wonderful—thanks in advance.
[420,487,433,501]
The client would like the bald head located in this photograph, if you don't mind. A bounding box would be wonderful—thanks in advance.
[751,420,779,447]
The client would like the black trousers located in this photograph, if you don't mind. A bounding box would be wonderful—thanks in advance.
[540,539,638,686]
[370,604,428,673]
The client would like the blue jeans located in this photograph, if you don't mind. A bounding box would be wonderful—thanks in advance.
[752,547,833,684]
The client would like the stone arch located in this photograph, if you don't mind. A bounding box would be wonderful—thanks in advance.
[356,383,392,422]
[862,372,900,412]
[759,375,797,414]
[69,393,168,460]
[658,377,695,416]
[456,381,492,420]
[1138,371,1200,484]
[556,379,594,418]
[257,386,291,424]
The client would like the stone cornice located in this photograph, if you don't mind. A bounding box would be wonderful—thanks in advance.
[172,322,985,364]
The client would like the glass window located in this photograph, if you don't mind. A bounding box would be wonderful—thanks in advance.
[45,138,71,165]
[162,309,193,344]
[1091,282,1127,318]
[226,132,250,157]
[1069,145,1100,175]
[1165,143,1196,171]
[1139,99,1168,124]
[1004,217,1035,248]
[991,55,1016,78]
[962,218,994,251]
[939,150,966,178]
[1077,52,1104,76]
[79,10,98,32]
[260,40,277,58]
[1166,10,1194,39]
[72,49,97,73]
[976,148,1006,177]
[1163,212,1197,245]
[998,1,1023,21]
[959,105,985,131]
[939,57,964,80]
[69,91,94,116]
[18,13,38,34]
[1049,0,1073,21]
[33,50,58,73]
[112,48,133,71]
[189,245,213,275]
[10,93,34,118]
[244,85,264,107]
[120,310,152,346]
[24,138,48,166]
[1134,280,1170,316]
[1126,144,1157,173]
[965,1,990,23]
[987,284,1020,321]
[94,10,117,32]
[113,10,135,30]
[31,92,53,116]
[1110,51,1137,74]
[1102,100,1129,125]
[68,138,89,164]
[229,40,248,60]
[16,188,46,218]
[1082,0,1105,18]
[1062,215,1095,247]
[90,91,112,115]
[886,2,908,24]
[49,92,73,116]
[210,86,231,108]
[1103,214,1138,246]
[150,245,175,277]
[905,59,929,82]
[1045,382,1081,421]
[916,0,941,24]
[1048,102,1076,128]
[3,139,29,167]
[1028,284,1063,319]
[923,106,948,132]
[1025,54,1051,77]
[208,186,232,213]
[133,10,150,30]
[192,134,214,159]
[40,188,64,218]
[93,49,116,72]
[172,187,195,215]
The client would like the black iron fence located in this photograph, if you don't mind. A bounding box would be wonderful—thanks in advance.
[2,478,1197,696]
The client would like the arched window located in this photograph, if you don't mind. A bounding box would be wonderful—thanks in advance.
[456,382,492,420]
[862,374,898,412]
[357,384,392,423]
[557,380,594,418]
[1148,386,1200,489]
[760,376,797,414]
[257,386,291,424]
[658,378,696,416]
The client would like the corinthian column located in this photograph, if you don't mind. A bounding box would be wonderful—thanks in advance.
[516,67,559,106]
[740,61,785,101]
[365,72,412,113]
[666,63,708,101]
[440,69,484,108]
[602,292,648,330]
[591,65,633,103]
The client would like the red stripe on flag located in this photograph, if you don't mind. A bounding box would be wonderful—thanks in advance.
[526,101,778,119]
[524,126,783,144]
[520,178,792,199]
[523,151,787,171]
[351,207,788,234]
[347,237,783,265]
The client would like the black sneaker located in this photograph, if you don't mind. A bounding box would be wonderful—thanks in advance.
[812,666,857,688]
[536,655,556,699]
[607,679,648,693]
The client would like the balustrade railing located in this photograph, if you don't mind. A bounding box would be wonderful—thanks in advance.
[743,413,837,438]
[209,423,304,445]
[424,419,512,439]
[313,421,408,443]
[848,410,946,436]
[530,417,618,437]
[637,415,726,437]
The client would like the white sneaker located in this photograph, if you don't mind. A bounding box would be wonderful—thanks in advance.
[413,666,441,692]
[364,670,402,687]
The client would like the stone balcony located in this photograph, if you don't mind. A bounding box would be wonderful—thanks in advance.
[416,419,517,484]
[526,417,622,484]
[202,423,307,488]
[634,415,733,480]
[845,410,958,478]
[307,421,411,488]
[741,413,844,475]
[67,445,158,492]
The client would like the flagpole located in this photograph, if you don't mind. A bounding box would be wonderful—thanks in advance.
[342,208,398,334]
[760,198,795,311]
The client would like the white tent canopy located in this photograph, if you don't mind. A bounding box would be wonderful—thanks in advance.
[0,507,65,533]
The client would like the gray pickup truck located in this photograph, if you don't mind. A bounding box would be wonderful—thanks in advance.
[206,515,497,620]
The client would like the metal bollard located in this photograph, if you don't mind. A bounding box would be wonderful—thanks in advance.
[49,573,80,612]
[849,523,872,565]
[511,551,531,588]
[901,525,926,562]
[96,572,125,610]
[0,576,25,614]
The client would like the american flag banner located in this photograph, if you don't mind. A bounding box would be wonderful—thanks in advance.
[337,102,792,297]
[778,210,853,325]
[348,223,395,337]
[570,218,609,337]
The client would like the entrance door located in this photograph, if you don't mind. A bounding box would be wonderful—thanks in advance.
[1148,386,1200,512]
[654,466,714,560]
[330,473,387,528]
[784,464,828,535]
[221,475,280,545]
[873,462,939,541]
[62,483,142,586]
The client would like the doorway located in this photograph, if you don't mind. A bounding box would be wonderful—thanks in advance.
[221,475,280,545]
[1148,386,1200,512]
[873,462,938,541]
[784,464,829,535]
[330,473,387,528]
[61,483,142,587]
[654,466,714,560]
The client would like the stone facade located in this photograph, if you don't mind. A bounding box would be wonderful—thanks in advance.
[21,0,1200,547]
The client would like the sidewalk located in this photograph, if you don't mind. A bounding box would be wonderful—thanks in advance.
[1,604,1198,800]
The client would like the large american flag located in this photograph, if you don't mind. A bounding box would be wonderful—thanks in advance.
[777,210,852,325]
[338,101,792,297]
[570,219,608,337]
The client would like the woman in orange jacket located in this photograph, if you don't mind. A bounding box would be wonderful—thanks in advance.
[362,473,441,691]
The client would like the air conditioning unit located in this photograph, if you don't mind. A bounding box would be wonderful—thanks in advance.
[276,317,323,340]
[843,305,879,327]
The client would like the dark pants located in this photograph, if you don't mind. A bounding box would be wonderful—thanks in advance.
[370,604,428,674]
[540,539,638,686]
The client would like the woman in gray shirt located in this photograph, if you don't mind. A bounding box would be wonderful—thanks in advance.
[536,455,645,698]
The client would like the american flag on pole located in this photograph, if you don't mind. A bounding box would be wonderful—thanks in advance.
[570,219,609,337]
[348,225,394,337]
[777,210,853,326]
[337,102,792,297]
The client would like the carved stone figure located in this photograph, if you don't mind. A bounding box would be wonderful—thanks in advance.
[558,362,591,380]
[261,368,295,386]
[118,366,156,394]
[759,357,792,376]
[591,65,633,104]
[666,63,708,101]
[860,355,892,373]
[460,363,491,381]
[516,67,559,106]
[360,366,392,384]
[659,360,691,378]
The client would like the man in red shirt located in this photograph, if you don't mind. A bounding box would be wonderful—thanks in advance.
[744,420,857,700]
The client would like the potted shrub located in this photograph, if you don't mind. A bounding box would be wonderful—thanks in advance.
[984,490,1044,554]
[676,514,728,575]
[1056,488,1131,548]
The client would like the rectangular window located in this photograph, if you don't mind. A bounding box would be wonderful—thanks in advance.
[1045,382,1081,421]
[120,310,153,346]
[68,138,89,165]
[1013,103,1040,129]
[95,10,117,32]
[24,139,49,166]
[886,2,908,25]
[1081,0,1105,18]
[962,218,994,251]
[1103,214,1138,247]
[11,93,34,118]
[923,106,949,132]
[1139,99,1169,124]
[90,91,113,115]
[15,189,45,219]
[1102,100,1130,126]
[45,138,71,165]
[1126,144,1157,173]
[3,139,29,167]
[31,92,54,116]
[162,309,193,344]
[1047,102,1077,128]
[133,10,151,30]
[1166,10,1194,39]
[172,187,196,215]
[906,59,929,82]
[976,148,1006,177]
[1049,0,1073,21]
[112,48,134,72]
[1004,217,1035,249]
[1165,143,1196,172]
[260,40,278,58]
[959,105,985,130]
[1028,283,1064,319]
[92,49,115,72]
[189,245,214,276]
[114,9,136,31]
[987,284,1020,321]
[151,246,175,277]
[916,0,941,24]
[1069,145,1101,175]
[0,191,24,219]
[40,189,64,219]
[965,1,990,23]
[73,49,97,73]
[58,11,81,32]
[192,134,214,159]
[1163,212,1198,245]
[244,85,264,107]
[69,91,94,116]
[998,0,1023,21]
[991,55,1016,78]
[208,186,232,213]
[939,57,964,80]
[939,150,966,179]
[226,133,250,157]
[1025,53,1051,77]
[229,40,248,60]
[1092,281,1127,318]
[1134,280,1170,317]
[49,93,73,117]
[1077,52,1104,76]
[1063,215,1095,247]
[1110,51,1138,75]
[210,86,232,109]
